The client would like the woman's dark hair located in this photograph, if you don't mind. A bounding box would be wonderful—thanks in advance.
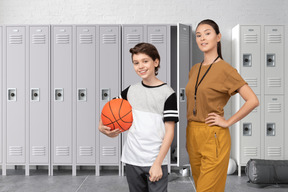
[129,42,160,76]
[196,19,223,59]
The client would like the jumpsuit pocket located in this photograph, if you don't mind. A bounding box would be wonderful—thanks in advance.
[214,132,219,158]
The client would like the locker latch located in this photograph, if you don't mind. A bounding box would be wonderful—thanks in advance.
[266,123,276,136]
[31,88,40,101]
[243,54,252,67]
[267,54,275,67]
[101,88,110,101]
[78,88,87,101]
[8,88,17,101]
[55,88,64,101]
[180,88,186,102]
[243,123,252,136]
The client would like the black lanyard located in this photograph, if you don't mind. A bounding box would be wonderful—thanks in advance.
[193,56,220,116]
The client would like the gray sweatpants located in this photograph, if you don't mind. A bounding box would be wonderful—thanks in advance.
[125,164,168,192]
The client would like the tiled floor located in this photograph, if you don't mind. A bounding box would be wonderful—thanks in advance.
[0,168,288,192]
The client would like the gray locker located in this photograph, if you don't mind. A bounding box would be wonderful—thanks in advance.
[75,26,97,165]
[173,23,190,167]
[147,25,170,85]
[0,26,2,165]
[29,26,50,166]
[264,95,284,160]
[232,25,261,95]
[240,96,261,164]
[51,26,73,166]
[122,25,144,88]
[264,26,284,95]
[5,26,26,164]
[98,25,121,173]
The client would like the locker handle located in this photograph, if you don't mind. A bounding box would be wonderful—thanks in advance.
[180,88,186,102]
[57,93,62,97]
[8,88,17,101]
[78,88,87,101]
[31,88,40,101]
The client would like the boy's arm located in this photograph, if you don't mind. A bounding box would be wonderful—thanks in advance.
[149,121,175,182]
[98,119,121,138]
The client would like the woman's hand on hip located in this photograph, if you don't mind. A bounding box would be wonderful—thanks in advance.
[205,113,229,128]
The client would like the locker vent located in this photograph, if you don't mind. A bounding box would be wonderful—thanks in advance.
[9,146,23,156]
[267,147,281,157]
[79,146,93,156]
[80,34,93,44]
[102,146,116,156]
[102,34,116,44]
[180,33,190,45]
[267,34,282,43]
[56,146,70,156]
[9,35,23,44]
[150,34,164,44]
[126,34,141,44]
[267,103,281,113]
[32,34,46,44]
[244,147,257,156]
[56,34,70,44]
[32,146,46,156]
[244,34,258,43]
[245,78,258,87]
[267,78,281,87]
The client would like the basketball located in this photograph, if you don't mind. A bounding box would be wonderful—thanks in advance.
[101,98,133,132]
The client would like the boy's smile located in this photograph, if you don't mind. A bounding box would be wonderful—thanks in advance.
[132,53,159,80]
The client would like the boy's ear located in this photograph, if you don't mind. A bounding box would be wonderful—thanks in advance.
[154,59,159,67]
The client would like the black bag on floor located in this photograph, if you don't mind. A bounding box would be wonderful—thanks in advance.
[245,159,288,184]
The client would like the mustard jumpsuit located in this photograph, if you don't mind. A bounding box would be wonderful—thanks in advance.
[185,60,246,192]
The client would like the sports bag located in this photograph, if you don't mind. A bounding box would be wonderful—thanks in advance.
[245,159,288,184]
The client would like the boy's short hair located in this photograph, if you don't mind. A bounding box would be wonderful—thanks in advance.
[129,43,160,76]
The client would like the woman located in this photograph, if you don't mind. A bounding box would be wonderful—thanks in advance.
[185,19,259,192]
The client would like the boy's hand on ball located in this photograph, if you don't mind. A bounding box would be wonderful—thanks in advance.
[99,120,121,138]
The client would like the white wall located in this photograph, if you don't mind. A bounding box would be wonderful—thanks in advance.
[0,0,287,118]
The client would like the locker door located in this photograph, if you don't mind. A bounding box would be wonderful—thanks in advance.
[240,96,261,164]
[29,26,50,164]
[122,25,145,88]
[76,26,96,164]
[264,95,284,160]
[52,26,73,164]
[240,26,261,95]
[147,25,169,84]
[176,23,190,167]
[264,26,284,95]
[99,25,121,164]
[0,26,2,164]
[6,26,26,163]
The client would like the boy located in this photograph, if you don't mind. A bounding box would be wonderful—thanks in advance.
[99,43,178,192]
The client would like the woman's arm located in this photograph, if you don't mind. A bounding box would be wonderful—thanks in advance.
[205,84,259,128]
[149,121,175,182]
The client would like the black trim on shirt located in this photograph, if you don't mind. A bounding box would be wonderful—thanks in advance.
[141,81,167,88]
